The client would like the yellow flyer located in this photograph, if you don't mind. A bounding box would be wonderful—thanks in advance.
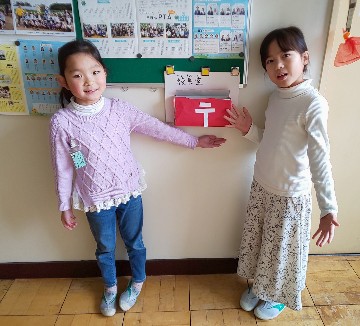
[0,43,27,115]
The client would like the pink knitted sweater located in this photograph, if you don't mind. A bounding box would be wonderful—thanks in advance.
[49,97,198,212]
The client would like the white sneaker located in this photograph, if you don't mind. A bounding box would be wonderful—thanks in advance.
[240,287,260,311]
[100,290,117,317]
[254,300,286,320]
[119,280,141,311]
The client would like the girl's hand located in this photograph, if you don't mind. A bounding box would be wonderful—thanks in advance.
[197,135,226,148]
[312,213,340,247]
[61,209,78,230]
[224,106,252,135]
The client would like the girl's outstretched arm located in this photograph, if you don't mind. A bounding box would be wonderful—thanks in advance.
[61,209,78,230]
[224,106,252,135]
[312,213,340,247]
[196,135,226,148]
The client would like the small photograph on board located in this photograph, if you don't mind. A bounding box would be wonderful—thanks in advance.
[83,23,108,38]
[140,23,164,38]
[219,4,231,15]
[0,86,10,98]
[13,0,75,35]
[206,4,218,16]
[232,4,246,15]
[194,3,206,16]
[0,0,14,32]
[165,23,189,39]
[111,23,135,38]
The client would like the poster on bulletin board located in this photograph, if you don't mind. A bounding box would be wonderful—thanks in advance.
[73,0,251,85]
[0,0,251,116]
[0,0,76,36]
[0,43,27,115]
[17,39,66,116]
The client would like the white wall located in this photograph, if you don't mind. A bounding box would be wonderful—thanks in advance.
[318,0,360,253]
[1,0,344,264]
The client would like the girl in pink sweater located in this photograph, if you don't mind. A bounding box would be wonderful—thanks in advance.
[49,39,225,317]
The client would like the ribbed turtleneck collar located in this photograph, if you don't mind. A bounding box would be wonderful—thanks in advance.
[69,96,104,115]
[277,79,313,99]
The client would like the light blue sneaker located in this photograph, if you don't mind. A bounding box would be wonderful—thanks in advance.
[240,287,260,311]
[254,300,286,320]
[100,290,117,317]
[119,280,141,311]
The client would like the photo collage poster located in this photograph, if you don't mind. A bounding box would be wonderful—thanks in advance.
[0,0,75,36]
[76,0,250,60]
[77,0,193,58]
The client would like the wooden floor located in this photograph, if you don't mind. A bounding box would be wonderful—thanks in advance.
[0,256,359,325]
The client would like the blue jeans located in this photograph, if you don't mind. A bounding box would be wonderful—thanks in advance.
[86,195,146,288]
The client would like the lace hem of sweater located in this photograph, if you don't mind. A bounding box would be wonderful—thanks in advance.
[73,186,147,213]
[73,168,147,213]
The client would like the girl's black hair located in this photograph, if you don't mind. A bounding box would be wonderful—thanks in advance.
[260,26,308,72]
[57,39,107,107]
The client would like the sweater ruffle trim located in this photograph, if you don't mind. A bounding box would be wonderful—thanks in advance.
[72,169,147,213]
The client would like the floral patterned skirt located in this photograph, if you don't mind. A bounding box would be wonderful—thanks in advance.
[237,180,312,310]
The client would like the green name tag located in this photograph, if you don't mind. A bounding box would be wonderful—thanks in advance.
[70,151,87,169]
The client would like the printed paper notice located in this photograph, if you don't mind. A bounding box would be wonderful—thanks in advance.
[193,0,250,59]
[18,39,65,115]
[0,44,27,115]
[77,0,192,58]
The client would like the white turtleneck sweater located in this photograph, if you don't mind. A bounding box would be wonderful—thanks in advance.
[245,79,338,218]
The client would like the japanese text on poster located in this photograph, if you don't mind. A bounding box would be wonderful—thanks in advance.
[0,43,27,114]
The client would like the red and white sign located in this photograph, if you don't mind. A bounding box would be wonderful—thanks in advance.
[174,97,231,127]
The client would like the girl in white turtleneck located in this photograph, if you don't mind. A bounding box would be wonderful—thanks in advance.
[225,26,339,320]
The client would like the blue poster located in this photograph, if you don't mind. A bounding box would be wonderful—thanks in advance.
[17,39,65,115]
[192,0,250,59]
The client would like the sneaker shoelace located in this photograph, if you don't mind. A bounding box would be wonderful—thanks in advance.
[103,291,116,304]
[127,283,140,300]
[264,301,285,311]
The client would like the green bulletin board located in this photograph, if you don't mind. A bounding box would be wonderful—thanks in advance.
[73,0,246,84]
